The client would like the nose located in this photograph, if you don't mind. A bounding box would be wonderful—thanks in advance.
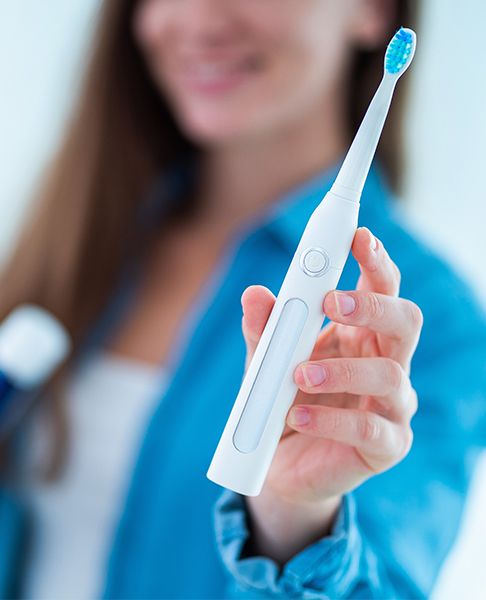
[178,0,240,47]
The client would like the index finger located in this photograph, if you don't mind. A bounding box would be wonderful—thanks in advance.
[352,227,401,296]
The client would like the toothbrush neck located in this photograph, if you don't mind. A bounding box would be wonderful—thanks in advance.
[330,74,396,201]
[328,184,361,204]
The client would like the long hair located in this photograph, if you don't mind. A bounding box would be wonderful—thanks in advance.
[0,0,417,473]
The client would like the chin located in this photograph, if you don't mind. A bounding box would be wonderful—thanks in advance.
[181,120,251,145]
[177,110,259,146]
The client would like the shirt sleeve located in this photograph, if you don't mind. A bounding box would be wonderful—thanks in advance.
[212,228,486,599]
[213,427,479,600]
[214,489,401,599]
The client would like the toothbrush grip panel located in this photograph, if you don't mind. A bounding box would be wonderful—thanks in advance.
[207,267,342,496]
[232,298,309,454]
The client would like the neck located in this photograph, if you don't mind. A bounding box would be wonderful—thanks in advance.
[195,95,348,227]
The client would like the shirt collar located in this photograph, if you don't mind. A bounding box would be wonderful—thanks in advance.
[249,160,391,255]
[144,158,392,257]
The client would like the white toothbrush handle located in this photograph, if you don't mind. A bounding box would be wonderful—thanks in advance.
[207,192,359,496]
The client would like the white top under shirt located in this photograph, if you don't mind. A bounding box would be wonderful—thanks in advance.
[20,352,166,600]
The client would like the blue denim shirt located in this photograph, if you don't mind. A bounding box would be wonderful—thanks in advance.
[1,163,485,598]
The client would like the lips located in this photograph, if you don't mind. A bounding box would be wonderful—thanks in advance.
[175,55,261,95]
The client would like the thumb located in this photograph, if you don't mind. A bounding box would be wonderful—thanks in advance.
[241,285,275,371]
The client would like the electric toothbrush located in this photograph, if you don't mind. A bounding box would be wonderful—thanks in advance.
[208,28,417,496]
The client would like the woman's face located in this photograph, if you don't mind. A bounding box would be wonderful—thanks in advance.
[133,0,387,145]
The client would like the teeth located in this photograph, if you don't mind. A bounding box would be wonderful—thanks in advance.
[186,60,249,82]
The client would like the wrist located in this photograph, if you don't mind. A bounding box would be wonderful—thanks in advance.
[245,489,342,565]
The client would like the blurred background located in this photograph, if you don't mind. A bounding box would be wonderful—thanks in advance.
[0,1,485,597]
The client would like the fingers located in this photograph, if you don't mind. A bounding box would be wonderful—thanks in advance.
[352,227,401,296]
[323,289,423,359]
[241,285,275,367]
[294,357,418,421]
[286,404,413,469]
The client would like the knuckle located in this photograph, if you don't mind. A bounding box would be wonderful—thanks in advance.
[326,409,344,435]
[365,292,385,322]
[340,360,357,387]
[401,426,414,456]
[409,388,419,417]
[383,359,405,392]
[357,413,381,443]
[406,301,424,331]
[392,261,402,286]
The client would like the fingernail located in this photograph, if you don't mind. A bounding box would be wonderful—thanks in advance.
[301,364,327,386]
[294,365,306,386]
[334,292,356,316]
[288,406,310,427]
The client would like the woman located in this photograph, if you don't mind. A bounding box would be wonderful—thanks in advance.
[0,0,485,598]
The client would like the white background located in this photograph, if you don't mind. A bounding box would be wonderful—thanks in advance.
[1,1,485,597]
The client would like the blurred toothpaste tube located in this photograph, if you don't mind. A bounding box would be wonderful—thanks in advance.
[0,305,71,433]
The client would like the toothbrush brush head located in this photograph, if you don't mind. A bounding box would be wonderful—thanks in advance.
[385,27,416,76]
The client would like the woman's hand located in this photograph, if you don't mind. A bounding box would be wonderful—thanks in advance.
[240,227,423,564]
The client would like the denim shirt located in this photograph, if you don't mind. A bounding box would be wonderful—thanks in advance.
[1,163,485,599]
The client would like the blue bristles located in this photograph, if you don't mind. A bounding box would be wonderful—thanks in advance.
[385,27,414,74]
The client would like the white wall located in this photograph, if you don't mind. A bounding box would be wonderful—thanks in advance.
[0,0,99,260]
[405,4,486,597]
[404,0,486,301]
[0,1,485,597]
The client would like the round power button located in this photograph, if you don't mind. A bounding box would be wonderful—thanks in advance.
[300,247,330,277]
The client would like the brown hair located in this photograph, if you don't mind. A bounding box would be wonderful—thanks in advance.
[0,0,417,472]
